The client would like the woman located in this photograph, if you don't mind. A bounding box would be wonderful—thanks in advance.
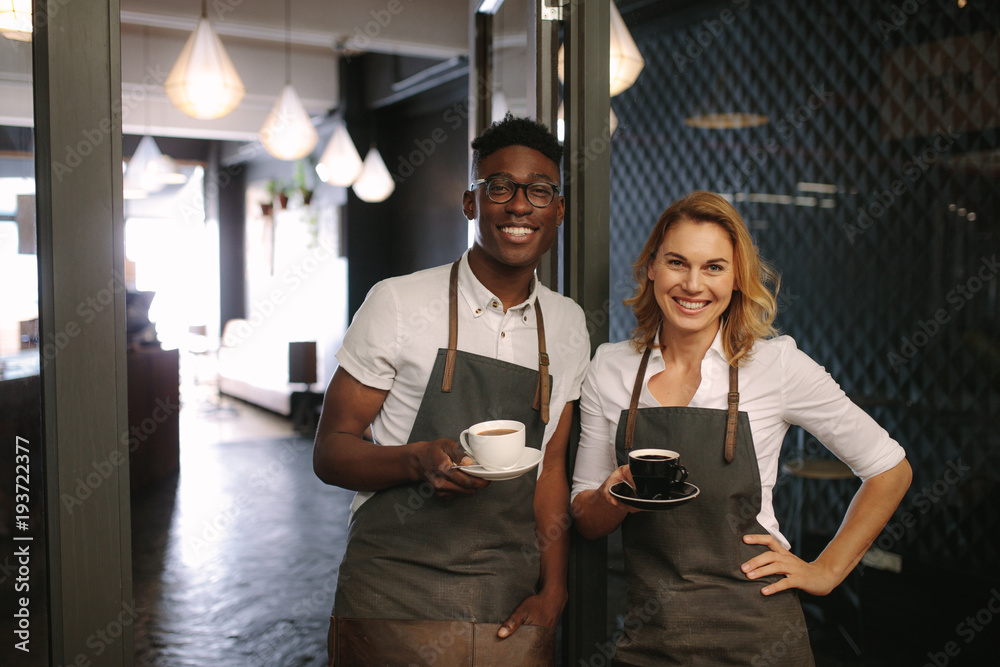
[571,191,911,665]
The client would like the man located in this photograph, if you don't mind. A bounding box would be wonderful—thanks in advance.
[314,115,590,664]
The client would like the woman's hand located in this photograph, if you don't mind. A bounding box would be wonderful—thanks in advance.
[740,534,842,596]
[572,465,645,539]
[601,465,645,513]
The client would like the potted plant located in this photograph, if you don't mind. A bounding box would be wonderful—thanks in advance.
[294,158,315,207]
[267,179,289,209]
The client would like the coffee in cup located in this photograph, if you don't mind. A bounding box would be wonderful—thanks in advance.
[628,448,688,499]
[459,420,526,471]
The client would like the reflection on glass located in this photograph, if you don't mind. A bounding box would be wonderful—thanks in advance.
[491,0,528,119]
[0,12,48,665]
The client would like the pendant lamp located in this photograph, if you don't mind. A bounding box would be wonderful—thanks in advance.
[259,0,318,161]
[557,1,644,97]
[125,32,188,199]
[165,0,245,119]
[352,148,395,203]
[315,118,363,186]
[0,0,31,42]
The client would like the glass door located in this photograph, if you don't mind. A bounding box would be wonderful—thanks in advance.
[470,2,612,664]
[0,17,48,666]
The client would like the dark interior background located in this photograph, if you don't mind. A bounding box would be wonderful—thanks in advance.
[606,0,999,662]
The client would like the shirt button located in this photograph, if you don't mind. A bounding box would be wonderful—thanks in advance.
[475,308,482,314]
[491,300,498,308]
[523,315,528,322]
[500,331,506,338]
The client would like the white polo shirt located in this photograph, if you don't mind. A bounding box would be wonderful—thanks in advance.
[337,251,591,513]
[571,332,906,547]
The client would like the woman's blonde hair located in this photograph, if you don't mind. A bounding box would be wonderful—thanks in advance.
[624,191,780,366]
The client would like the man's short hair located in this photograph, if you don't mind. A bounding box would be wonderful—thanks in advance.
[470,113,563,179]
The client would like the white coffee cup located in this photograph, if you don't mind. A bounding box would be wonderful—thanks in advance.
[459,419,526,471]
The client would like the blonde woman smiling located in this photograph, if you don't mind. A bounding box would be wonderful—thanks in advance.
[571,191,911,666]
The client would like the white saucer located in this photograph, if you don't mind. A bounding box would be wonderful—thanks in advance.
[453,448,543,481]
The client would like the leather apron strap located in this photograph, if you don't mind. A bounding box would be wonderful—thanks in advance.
[442,260,460,392]
[441,259,550,424]
[623,347,651,451]
[725,363,739,462]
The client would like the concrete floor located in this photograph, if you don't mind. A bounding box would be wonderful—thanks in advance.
[132,397,354,666]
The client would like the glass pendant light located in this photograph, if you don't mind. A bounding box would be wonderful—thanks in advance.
[259,0,318,161]
[124,136,170,199]
[125,31,188,199]
[164,0,245,120]
[352,147,395,203]
[0,0,31,42]
[315,118,363,187]
[557,1,645,97]
[607,0,644,96]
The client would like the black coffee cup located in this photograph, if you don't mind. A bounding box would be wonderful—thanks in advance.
[628,448,688,499]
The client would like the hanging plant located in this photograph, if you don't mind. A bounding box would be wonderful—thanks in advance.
[266,178,290,209]
[294,158,316,207]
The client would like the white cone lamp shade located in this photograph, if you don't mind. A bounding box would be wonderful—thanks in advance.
[557,1,644,97]
[259,84,319,161]
[124,136,171,195]
[316,120,363,186]
[352,149,395,203]
[0,0,32,42]
[608,1,644,96]
[165,17,245,120]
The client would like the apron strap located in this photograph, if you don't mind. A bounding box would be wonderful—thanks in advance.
[441,258,550,424]
[531,301,550,424]
[441,260,460,393]
[724,364,739,463]
[623,346,652,451]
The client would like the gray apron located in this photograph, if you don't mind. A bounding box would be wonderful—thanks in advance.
[612,347,814,666]
[331,260,556,664]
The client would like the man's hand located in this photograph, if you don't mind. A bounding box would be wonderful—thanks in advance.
[497,589,567,638]
[410,438,489,499]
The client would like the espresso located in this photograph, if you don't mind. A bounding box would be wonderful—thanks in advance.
[478,428,517,436]
[635,454,670,461]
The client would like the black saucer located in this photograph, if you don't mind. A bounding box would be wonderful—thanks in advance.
[610,481,700,510]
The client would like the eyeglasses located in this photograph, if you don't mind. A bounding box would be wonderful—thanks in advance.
[469,177,560,208]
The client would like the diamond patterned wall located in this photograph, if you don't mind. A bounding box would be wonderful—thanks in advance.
[609,0,1000,576]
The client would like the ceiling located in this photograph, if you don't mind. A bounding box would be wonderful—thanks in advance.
[1,0,470,142]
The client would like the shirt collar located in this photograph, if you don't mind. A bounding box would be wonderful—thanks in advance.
[458,249,538,316]
[648,326,727,368]
[707,327,727,362]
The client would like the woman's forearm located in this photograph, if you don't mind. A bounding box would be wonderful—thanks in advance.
[813,458,912,583]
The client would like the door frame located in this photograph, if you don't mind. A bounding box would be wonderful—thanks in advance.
[34,0,134,663]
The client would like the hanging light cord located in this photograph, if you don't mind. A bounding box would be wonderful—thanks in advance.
[201,0,207,19]
[285,0,292,85]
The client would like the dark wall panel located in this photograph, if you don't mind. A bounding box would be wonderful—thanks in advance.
[610,0,999,579]
[344,56,469,318]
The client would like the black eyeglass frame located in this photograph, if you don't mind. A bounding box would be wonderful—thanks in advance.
[469,177,562,208]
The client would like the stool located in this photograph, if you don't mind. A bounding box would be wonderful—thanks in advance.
[781,456,862,656]
[781,458,855,553]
